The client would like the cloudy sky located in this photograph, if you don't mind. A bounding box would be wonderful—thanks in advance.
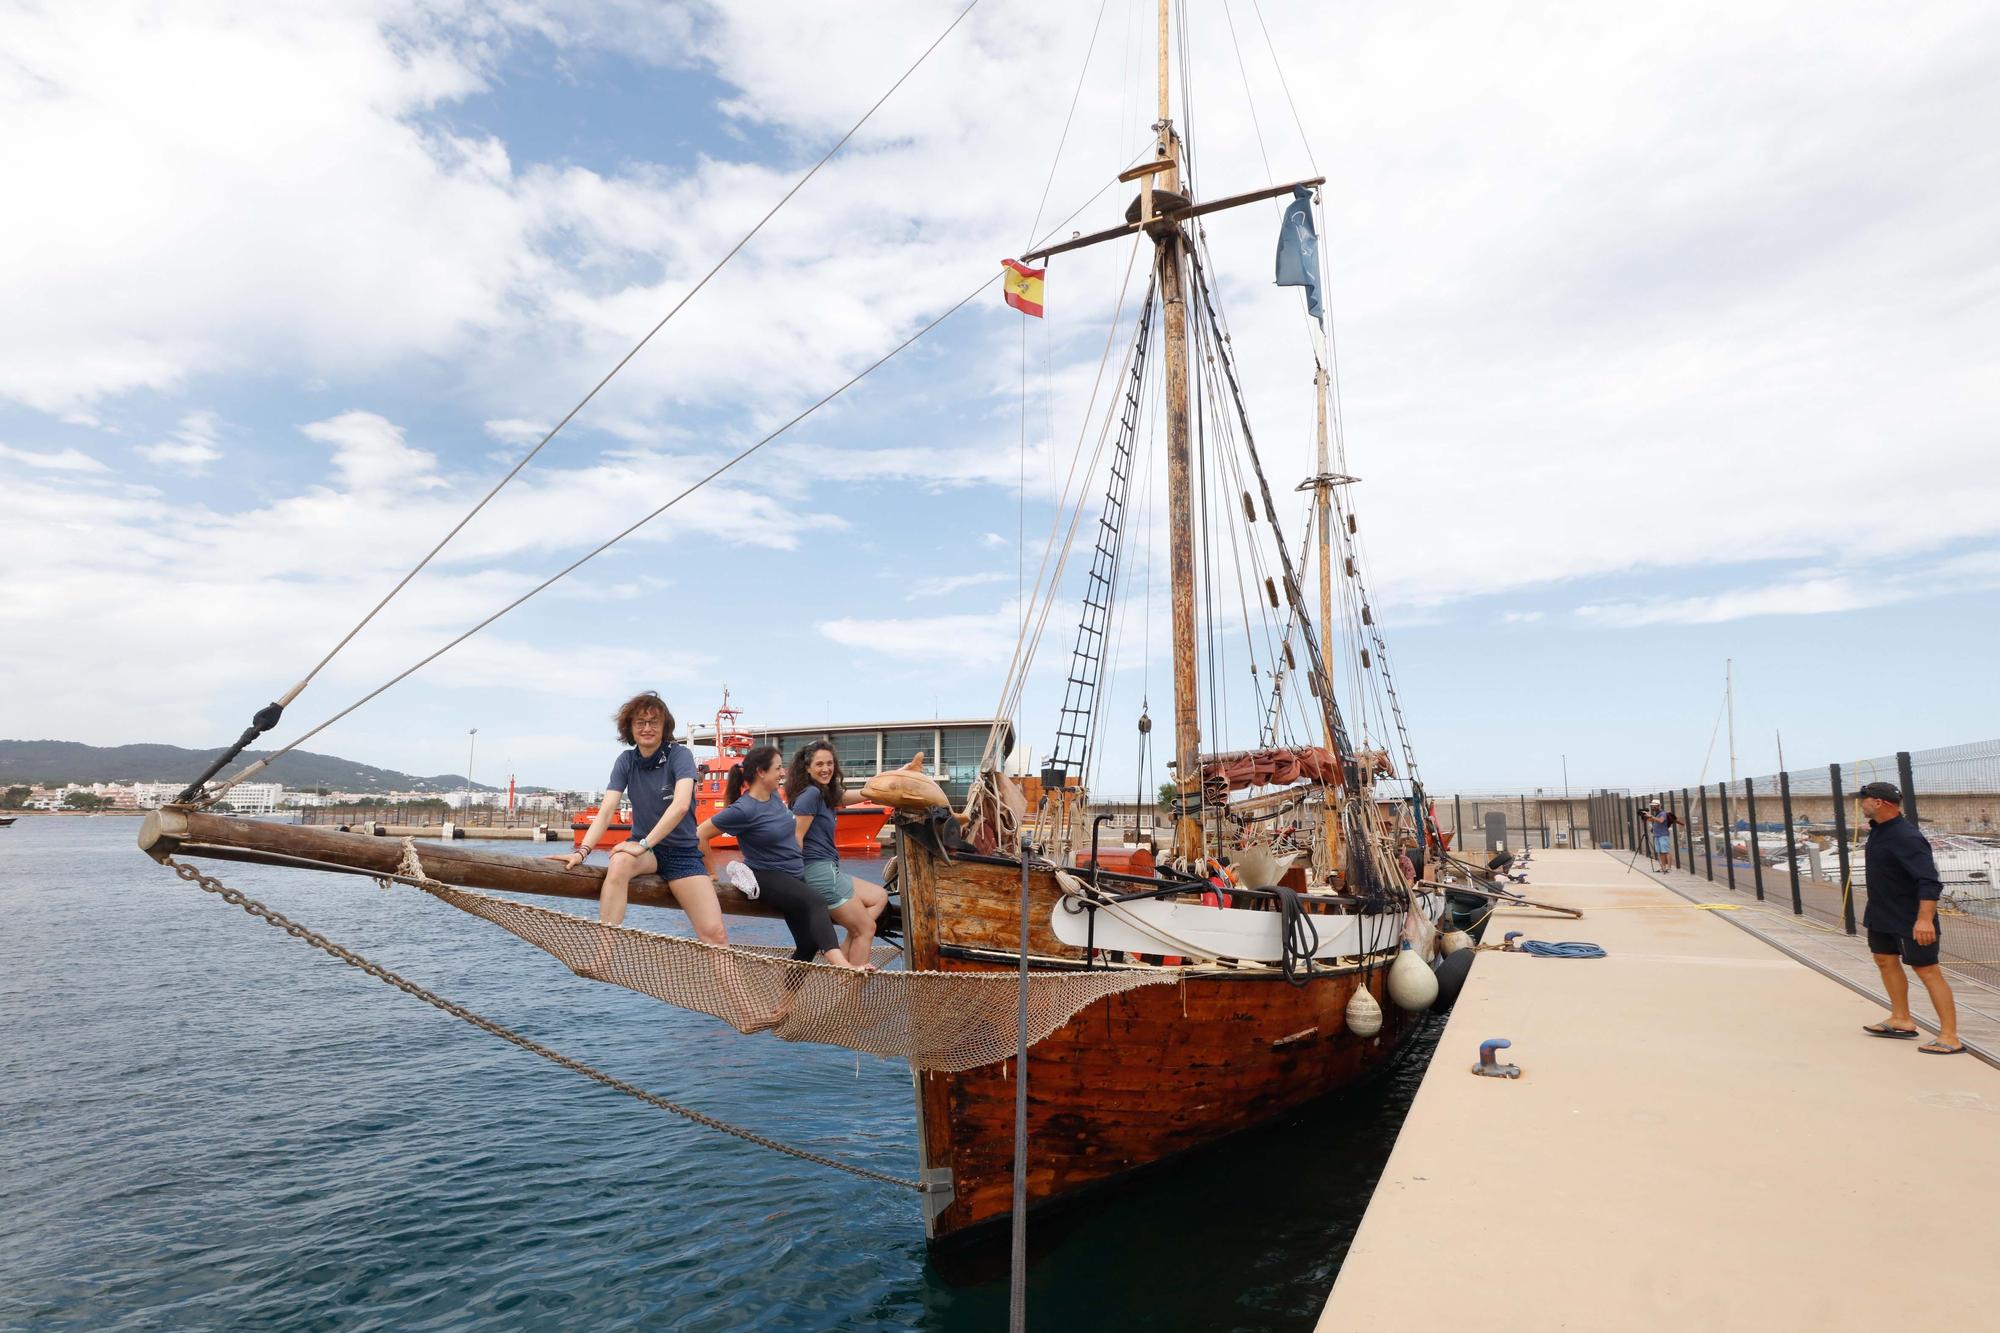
[2,0,1994,796]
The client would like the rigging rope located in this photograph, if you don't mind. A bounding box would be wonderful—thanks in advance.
[174,0,988,804]
[204,166,1142,803]
[978,237,1149,778]
[1247,0,1320,177]
[1024,0,1113,248]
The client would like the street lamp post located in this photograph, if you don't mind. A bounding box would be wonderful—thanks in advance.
[464,728,478,817]
[1562,754,1571,846]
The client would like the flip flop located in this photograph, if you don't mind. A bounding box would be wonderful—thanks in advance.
[1918,1041,1967,1056]
[1862,1021,1920,1039]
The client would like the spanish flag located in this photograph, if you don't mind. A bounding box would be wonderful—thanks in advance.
[1001,258,1045,318]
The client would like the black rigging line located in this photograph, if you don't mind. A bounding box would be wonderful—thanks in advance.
[175,0,990,804]
[200,170,1141,801]
[1049,276,1158,789]
[1180,240,1386,900]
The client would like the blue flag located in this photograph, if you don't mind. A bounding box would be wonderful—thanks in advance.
[1274,185,1322,319]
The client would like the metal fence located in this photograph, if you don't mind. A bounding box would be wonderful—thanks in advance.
[1433,790,1634,855]
[302,805,575,828]
[1633,738,2000,991]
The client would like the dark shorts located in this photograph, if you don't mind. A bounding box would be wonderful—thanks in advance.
[1868,926,1940,968]
[652,846,708,883]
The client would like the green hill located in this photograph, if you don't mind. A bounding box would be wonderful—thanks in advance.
[0,740,498,794]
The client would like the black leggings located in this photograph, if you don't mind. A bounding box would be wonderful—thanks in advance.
[751,866,841,961]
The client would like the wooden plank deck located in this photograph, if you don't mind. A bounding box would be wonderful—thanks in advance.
[1320,849,2000,1330]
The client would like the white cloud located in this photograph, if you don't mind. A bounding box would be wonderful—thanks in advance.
[1578,577,1885,627]
[905,571,1013,600]
[484,418,552,445]
[820,605,1031,669]
[0,442,107,472]
[1575,551,2000,626]
[135,411,224,470]
[0,405,843,756]
[303,411,446,493]
[4,0,2000,788]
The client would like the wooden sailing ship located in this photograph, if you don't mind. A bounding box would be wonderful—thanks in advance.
[886,4,1446,1245]
[139,0,1455,1253]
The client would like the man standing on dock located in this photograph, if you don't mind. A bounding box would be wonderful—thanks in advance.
[1856,781,1963,1055]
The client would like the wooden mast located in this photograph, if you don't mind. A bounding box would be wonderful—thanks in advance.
[1156,0,1203,863]
[1312,367,1343,868]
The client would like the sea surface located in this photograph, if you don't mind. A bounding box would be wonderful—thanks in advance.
[1,817,1444,1331]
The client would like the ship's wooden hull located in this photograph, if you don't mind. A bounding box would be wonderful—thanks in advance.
[899,838,1421,1246]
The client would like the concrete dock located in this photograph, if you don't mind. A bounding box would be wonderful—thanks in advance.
[1322,849,2000,1330]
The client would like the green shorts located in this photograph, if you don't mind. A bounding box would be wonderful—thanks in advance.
[802,859,854,911]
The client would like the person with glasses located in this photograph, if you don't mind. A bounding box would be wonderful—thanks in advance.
[556,691,725,944]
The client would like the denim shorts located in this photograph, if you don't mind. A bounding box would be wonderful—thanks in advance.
[801,859,854,910]
[651,846,709,883]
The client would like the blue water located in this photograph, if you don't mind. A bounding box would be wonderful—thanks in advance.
[1,818,1443,1330]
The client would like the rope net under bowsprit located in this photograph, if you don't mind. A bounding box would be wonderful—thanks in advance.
[413,879,1173,1073]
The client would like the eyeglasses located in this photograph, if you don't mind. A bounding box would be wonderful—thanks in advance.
[632,717,664,730]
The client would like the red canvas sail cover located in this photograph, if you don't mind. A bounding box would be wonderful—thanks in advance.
[1199,746,1343,793]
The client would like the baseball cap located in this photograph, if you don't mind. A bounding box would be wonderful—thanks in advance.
[1855,781,1901,803]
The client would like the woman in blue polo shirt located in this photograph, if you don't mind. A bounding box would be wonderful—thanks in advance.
[785,741,889,967]
[559,691,725,944]
[697,745,864,970]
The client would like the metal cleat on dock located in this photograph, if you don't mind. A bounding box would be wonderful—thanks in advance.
[1472,1038,1521,1078]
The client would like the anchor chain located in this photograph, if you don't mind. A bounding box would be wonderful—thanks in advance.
[158,855,922,1193]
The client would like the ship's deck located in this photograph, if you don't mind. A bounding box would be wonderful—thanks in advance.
[1321,848,2000,1330]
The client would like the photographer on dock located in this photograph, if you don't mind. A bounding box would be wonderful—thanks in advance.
[1645,800,1677,873]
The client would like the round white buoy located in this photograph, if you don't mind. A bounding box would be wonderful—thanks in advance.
[1439,929,1473,956]
[1345,983,1383,1037]
[1388,940,1439,1011]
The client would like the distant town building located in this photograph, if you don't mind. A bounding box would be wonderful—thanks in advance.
[129,783,184,809]
[221,782,284,814]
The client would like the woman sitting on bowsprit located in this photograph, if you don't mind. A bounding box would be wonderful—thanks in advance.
[558,691,725,944]
[698,745,869,971]
[785,740,889,967]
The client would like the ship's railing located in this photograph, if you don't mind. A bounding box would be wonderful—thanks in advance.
[301,804,581,829]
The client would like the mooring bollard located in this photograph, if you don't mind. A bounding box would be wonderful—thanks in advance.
[1473,1038,1521,1079]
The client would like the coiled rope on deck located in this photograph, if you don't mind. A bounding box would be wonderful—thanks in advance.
[158,854,924,1192]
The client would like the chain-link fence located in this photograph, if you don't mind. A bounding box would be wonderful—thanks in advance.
[1632,738,2000,991]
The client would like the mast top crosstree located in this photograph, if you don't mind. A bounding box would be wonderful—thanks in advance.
[1018,178,1325,264]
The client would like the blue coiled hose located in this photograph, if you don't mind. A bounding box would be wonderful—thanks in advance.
[1516,940,1607,959]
